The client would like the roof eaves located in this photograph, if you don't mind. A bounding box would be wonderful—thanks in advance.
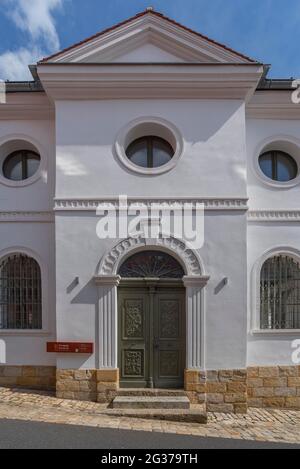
[257,78,295,90]
[5,81,44,92]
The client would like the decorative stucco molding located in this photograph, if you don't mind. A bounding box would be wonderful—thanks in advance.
[0,93,53,121]
[54,197,249,211]
[98,236,203,276]
[248,210,300,222]
[183,275,210,288]
[247,90,300,120]
[6,208,300,223]
[0,211,54,223]
[94,275,121,286]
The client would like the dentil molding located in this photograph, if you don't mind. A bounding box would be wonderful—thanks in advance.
[54,197,249,211]
[247,90,300,120]
[248,210,300,222]
[2,208,299,223]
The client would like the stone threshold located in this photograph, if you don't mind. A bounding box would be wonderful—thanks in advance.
[113,395,190,409]
[117,388,187,396]
[102,407,207,424]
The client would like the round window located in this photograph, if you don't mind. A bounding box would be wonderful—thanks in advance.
[126,136,174,169]
[2,150,40,181]
[259,150,298,182]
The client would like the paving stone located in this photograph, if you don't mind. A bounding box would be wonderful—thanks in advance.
[0,387,300,444]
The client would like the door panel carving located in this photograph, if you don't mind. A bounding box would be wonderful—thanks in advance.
[123,349,144,377]
[118,285,185,388]
[159,300,180,338]
[123,299,144,339]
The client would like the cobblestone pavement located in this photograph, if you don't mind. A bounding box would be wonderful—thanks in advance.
[0,387,300,445]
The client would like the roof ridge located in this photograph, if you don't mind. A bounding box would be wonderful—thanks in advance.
[38,9,258,64]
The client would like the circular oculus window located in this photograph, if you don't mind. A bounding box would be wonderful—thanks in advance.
[258,150,298,182]
[115,118,183,175]
[126,136,174,169]
[2,150,41,181]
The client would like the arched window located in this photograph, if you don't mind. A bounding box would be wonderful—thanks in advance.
[119,251,185,278]
[260,255,300,329]
[0,254,42,329]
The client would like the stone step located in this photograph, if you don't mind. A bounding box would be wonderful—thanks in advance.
[103,408,207,424]
[113,396,190,410]
[117,388,186,397]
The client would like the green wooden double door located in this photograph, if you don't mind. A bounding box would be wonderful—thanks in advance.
[118,282,186,388]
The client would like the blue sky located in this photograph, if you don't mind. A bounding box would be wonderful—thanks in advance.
[0,0,299,80]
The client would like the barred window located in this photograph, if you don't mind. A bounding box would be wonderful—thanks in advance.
[260,255,300,329]
[0,254,42,329]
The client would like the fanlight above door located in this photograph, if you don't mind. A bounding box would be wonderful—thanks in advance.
[118,251,185,279]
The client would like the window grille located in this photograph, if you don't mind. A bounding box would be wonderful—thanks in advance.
[0,254,42,329]
[119,251,185,278]
[260,255,300,329]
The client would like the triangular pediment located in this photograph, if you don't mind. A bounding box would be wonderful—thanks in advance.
[40,10,257,64]
[101,42,185,63]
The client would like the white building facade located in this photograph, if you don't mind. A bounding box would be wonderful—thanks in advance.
[1,10,300,413]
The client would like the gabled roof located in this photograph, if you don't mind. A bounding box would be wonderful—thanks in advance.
[39,9,258,64]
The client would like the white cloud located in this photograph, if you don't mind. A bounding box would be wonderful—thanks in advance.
[8,0,63,50]
[0,0,64,80]
[0,47,41,81]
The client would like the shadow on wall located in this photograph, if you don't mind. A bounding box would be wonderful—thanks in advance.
[69,278,99,368]
[214,279,227,295]
[57,102,242,147]
[56,103,243,177]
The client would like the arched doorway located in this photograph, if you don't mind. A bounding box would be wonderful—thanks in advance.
[118,250,186,388]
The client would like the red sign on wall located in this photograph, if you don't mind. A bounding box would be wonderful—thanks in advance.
[47,342,93,354]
